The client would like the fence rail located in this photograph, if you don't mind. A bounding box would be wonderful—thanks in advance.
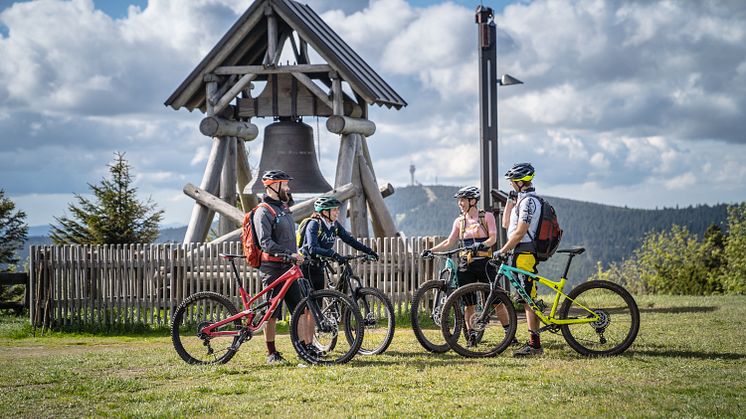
[28,237,445,328]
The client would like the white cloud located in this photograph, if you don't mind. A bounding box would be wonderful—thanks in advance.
[2,0,746,228]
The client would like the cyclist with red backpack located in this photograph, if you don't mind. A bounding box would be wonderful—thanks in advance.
[498,162,545,356]
[252,169,305,364]
[421,186,514,347]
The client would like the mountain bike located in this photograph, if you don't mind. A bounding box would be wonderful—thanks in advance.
[410,246,472,353]
[320,254,395,355]
[171,253,364,365]
[441,247,640,357]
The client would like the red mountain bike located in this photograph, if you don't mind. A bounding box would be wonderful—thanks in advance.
[171,253,364,365]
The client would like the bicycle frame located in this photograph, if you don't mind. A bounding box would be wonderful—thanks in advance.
[201,258,311,338]
[496,262,600,326]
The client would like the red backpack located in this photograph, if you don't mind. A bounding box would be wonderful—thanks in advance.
[241,203,277,268]
[518,195,563,261]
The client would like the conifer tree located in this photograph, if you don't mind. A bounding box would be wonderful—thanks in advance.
[50,152,164,244]
[0,189,28,271]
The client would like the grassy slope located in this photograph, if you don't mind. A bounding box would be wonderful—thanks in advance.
[1,295,744,417]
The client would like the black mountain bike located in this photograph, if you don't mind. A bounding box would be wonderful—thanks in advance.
[319,254,396,355]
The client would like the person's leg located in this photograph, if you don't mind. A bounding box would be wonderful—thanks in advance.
[514,254,542,356]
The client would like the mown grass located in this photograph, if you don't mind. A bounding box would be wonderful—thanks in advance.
[1,295,744,418]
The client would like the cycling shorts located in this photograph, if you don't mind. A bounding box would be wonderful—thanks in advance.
[512,252,538,303]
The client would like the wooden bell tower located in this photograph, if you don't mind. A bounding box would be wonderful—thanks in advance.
[164,0,407,244]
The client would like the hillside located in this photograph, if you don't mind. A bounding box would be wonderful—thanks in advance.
[385,185,730,283]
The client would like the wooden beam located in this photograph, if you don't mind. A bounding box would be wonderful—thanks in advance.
[204,76,218,116]
[350,149,369,237]
[291,71,333,109]
[213,73,257,115]
[199,116,258,140]
[333,133,359,225]
[326,116,376,136]
[184,183,245,225]
[359,154,398,237]
[214,64,332,76]
[265,7,277,66]
[183,136,228,243]
[331,73,343,116]
[236,139,258,211]
[219,137,238,236]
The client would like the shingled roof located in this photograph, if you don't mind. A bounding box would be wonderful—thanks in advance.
[164,0,407,112]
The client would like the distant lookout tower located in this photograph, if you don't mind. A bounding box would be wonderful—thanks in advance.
[410,163,415,186]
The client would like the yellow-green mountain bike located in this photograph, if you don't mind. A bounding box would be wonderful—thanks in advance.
[440,247,640,357]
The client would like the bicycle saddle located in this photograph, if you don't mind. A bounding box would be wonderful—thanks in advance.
[556,247,585,255]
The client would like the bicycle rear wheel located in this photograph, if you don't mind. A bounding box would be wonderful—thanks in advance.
[441,283,517,358]
[559,280,640,356]
[291,289,363,365]
[351,285,396,355]
[171,292,241,365]
[410,280,454,353]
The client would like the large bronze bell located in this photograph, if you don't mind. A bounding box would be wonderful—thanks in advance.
[248,118,333,194]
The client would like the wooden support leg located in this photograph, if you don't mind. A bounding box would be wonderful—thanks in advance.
[236,139,258,211]
[219,137,237,236]
[333,133,359,227]
[349,141,369,238]
[183,136,229,243]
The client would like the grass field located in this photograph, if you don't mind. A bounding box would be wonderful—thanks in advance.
[1,295,745,418]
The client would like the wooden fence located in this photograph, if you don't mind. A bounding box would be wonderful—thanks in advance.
[28,237,445,328]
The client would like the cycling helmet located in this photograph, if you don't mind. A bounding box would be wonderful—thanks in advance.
[261,170,293,186]
[453,186,480,200]
[314,196,342,212]
[504,163,535,182]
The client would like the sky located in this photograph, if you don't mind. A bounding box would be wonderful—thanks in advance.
[1,0,745,229]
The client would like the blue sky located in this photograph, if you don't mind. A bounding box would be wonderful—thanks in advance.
[1,0,745,229]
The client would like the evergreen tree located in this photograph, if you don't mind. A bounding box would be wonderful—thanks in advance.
[722,203,746,294]
[0,189,29,271]
[50,152,164,245]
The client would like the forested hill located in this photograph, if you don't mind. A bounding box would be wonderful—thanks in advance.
[386,185,730,282]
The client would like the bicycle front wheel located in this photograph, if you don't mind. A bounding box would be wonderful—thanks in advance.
[410,279,453,353]
[352,285,396,355]
[559,280,640,356]
[291,289,364,365]
[441,283,517,358]
[171,292,241,365]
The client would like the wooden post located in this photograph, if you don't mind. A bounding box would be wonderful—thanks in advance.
[183,136,228,243]
[219,137,237,236]
[236,139,258,211]
[350,143,369,237]
[359,155,398,237]
[334,134,359,226]
[265,6,277,66]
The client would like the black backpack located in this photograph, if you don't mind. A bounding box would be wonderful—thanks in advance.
[517,195,563,261]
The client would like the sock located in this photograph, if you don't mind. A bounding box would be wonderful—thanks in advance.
[529,331,541,348]
[267,340,276,354]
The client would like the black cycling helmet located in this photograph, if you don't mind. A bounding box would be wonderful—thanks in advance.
[453,186,480,200]
[504,162,535,182]
[314,196,342,212]
[261,170,293,186]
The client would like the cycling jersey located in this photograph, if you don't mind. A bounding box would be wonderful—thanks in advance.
[300,217,373,261]
[508,191,541,251]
